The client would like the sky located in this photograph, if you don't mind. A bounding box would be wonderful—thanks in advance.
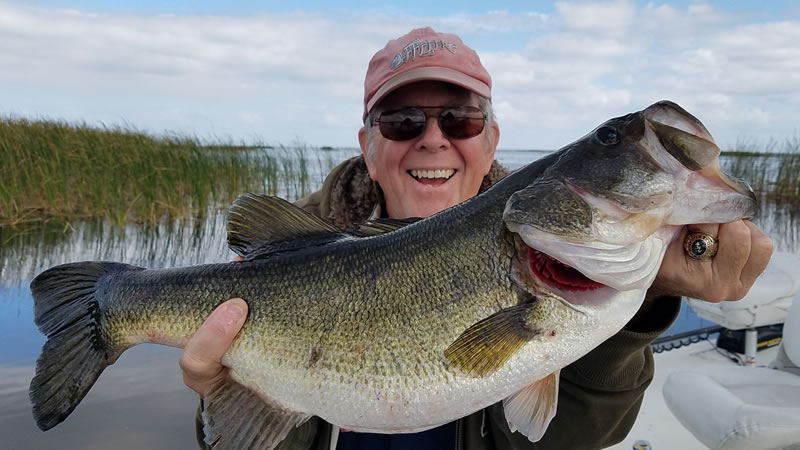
[1,0,799,150]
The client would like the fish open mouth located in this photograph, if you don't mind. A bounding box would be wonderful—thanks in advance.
[528,247,606,292]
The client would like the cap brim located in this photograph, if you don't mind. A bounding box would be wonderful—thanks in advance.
[364,67,492,121]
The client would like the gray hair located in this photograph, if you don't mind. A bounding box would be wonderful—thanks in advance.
[365,96,496,162]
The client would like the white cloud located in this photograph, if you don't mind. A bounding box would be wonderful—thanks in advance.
[481,1,800,148]
[555,0,635,35]
[0,1,797,151]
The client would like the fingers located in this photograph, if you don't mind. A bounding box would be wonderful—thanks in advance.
[180,298,248,396]
[706,220,773,301]
[664,223,722,297]
[738,220,773,291]
[652,220,773,303]
[710,221,751,298]
[684,222,721,264]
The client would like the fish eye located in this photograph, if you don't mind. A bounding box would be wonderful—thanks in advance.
[595,126,619,146]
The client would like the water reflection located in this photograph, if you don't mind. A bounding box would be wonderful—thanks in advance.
[0,278,198,449]
[0,213,231,286]
[759,200,800,253]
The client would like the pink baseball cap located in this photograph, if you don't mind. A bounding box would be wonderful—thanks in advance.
[362,27,492,121]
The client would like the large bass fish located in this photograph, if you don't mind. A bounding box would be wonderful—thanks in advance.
[30,101,757,449]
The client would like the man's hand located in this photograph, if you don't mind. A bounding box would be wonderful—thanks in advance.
[180,298,248,396]
[650,219,773,302]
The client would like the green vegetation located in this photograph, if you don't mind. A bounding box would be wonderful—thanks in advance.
[0,117,337,226]
[722,136,800,205]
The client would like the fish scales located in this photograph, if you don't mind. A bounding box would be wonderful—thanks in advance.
[100,189,525,406]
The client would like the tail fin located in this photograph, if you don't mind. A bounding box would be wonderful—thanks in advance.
[29,261,144,430]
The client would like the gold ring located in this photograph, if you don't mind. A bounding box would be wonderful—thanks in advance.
[684,232,719,261]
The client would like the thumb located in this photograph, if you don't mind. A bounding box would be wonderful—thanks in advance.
[180,298,248,394]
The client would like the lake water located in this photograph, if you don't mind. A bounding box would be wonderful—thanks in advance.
[1,148,798,449]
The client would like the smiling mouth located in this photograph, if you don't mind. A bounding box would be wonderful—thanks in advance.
[408,169,456,186]
[528,248,605,292]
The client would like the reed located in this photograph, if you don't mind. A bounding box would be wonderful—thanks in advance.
[0,117,332,226]
[771,136,800,203]
[722,136,800,206]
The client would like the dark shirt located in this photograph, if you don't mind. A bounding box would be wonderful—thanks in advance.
[336,422,457,450]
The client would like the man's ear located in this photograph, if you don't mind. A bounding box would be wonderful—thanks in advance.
[358,126,378,180]
[484,121,501,174]
[490,122,500,155]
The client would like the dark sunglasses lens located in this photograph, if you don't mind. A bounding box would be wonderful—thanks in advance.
[376,106,486,141]
[377,108,426,141]
[439,107,485,139]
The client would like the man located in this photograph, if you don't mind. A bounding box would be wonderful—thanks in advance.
[182,27,773,449]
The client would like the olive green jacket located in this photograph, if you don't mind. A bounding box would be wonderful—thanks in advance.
[198,156,681,450]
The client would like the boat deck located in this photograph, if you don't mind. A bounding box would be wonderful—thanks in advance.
[609,336,780,450]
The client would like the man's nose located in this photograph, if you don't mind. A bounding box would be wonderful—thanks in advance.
[416,116,449,151]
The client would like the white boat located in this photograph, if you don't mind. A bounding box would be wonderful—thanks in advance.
[610,251,800,450]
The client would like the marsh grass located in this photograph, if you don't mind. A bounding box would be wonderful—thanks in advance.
[0,117,334,226]
[772,136,800,203]
[722,136,800,207]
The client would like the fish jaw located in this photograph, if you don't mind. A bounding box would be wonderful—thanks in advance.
[510,222,678,293]
[640,101,758,224]
[667,165,758,225]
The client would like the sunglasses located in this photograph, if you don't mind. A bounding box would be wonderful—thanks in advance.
[372,106,487,141]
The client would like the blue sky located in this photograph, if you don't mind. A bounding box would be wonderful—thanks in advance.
[3,1,799,150]
[30,1,800,17]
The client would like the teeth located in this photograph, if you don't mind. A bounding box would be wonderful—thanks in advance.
[410,169,455,179]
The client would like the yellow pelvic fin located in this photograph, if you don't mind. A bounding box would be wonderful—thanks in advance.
[444,302,541,377]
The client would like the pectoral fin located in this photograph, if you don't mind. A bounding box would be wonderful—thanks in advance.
[202,379,309,450]
[444,302,541,377]
[502,371,560,442]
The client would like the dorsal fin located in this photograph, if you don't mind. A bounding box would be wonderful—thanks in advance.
[353,217,421,236]
[227,193,348,259]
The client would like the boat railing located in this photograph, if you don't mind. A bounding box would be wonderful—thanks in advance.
[651,325,724,354]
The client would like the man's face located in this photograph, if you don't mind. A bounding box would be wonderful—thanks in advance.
[359,82,499,219]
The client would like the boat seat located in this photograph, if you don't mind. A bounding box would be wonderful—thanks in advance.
[663,284,800,450]
[686,251,800,330]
